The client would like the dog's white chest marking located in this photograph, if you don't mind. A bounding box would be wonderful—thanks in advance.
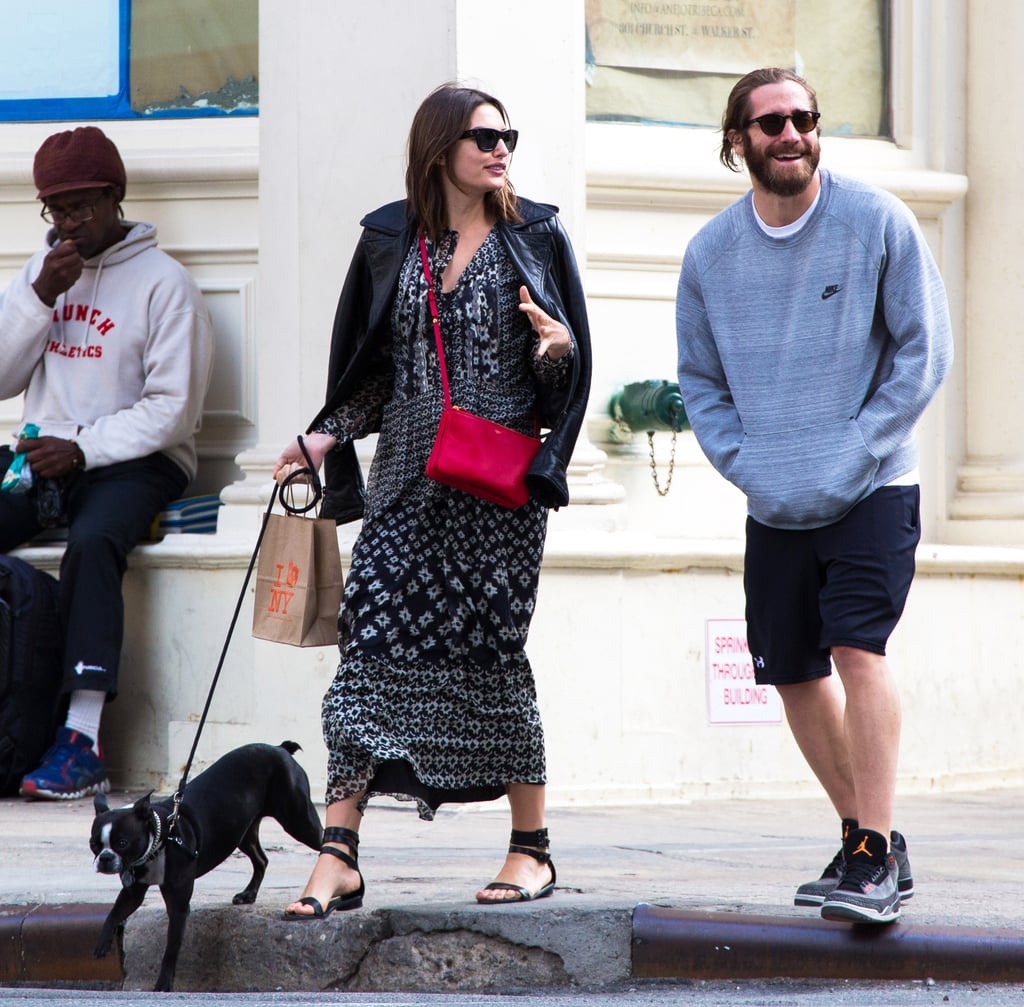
[131,850,166,887]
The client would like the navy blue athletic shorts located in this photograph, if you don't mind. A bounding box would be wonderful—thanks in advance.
[743,486,920,686]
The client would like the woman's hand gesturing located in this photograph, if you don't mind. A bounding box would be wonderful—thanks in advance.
[519,286,571,361]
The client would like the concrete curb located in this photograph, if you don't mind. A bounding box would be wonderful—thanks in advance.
[0,904,122,986]
[121,903,633,992]
[632,904,1024,983]
[8,900,1024,992]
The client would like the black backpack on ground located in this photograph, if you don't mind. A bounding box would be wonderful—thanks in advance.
[0,554,65,795]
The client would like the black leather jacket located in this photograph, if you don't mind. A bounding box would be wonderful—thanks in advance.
[309,197,593,523]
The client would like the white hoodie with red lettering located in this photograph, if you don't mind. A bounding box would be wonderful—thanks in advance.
[0,221,213,479]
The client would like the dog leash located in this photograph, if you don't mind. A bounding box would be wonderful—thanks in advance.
[166,436,324,840]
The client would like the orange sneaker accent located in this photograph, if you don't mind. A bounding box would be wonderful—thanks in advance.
[851,835,872,857]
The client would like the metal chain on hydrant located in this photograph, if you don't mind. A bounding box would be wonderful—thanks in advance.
[647,430,677,497]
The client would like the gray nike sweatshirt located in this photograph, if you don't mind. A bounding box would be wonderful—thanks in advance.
[676,169,953,530]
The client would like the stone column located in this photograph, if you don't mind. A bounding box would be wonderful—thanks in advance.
[948,1,1024,543]
[223,0,619,536]
[221,1,451,531]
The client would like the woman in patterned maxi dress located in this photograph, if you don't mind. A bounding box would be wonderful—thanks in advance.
[275,84,591,916]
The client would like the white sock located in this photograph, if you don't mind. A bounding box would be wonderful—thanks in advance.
[65,690,106,752]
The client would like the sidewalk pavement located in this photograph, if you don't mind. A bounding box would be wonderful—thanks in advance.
[1,784,1022,992]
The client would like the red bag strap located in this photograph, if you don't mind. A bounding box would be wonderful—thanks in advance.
[418,232,452,410]
[418,230,539,439]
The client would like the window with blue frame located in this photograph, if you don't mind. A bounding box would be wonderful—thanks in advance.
[0,0,257,122]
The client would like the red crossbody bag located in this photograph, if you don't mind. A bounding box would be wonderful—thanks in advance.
[419,233,540,509]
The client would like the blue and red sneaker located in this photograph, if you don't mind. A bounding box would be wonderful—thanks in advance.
[19,727,111,800]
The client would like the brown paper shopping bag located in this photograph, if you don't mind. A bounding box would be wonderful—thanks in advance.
[252,511,343,647]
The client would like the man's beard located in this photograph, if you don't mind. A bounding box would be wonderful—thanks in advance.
[745,136,820,197]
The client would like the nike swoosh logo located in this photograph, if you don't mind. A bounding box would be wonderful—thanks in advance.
[821,286,841,300]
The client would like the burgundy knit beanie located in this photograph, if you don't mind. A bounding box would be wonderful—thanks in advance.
[33,126,127,200]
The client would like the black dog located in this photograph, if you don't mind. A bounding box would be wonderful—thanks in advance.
[90,740,323,992]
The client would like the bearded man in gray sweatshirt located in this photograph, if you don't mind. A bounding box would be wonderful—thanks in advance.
[676,68,953,924]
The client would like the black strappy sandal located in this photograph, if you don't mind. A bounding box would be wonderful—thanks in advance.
[282,825,365,920]
[477,827,557,904]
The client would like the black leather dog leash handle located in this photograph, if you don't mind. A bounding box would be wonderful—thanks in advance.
[170,435,322,827]
[278,435,324,515]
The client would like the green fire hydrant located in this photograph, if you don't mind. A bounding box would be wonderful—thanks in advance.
[608,380,689,497]
[608,379,689,437]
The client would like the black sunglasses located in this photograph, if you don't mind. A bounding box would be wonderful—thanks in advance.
[459,127,519,152]
[746,110,821,136]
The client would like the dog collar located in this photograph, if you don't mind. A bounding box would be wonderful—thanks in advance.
[130,809,165,869]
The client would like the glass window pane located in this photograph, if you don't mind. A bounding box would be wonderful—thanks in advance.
[586,0,890,139]
[130,0,258,115]
[0,0,120,101]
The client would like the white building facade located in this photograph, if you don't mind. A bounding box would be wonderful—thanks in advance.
[2,0,1022,805]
